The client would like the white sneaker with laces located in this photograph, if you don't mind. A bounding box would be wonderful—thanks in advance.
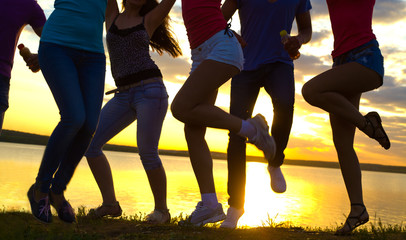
[220,207,244,229]
[180,201,226,226]
[247,114,276,162]
[268,165,286,193]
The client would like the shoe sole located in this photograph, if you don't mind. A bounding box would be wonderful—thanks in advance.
[194,212,226,226]
[366,112,390,150]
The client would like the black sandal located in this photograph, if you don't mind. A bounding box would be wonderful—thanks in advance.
[335,203,369,236]
[360,112,390,150]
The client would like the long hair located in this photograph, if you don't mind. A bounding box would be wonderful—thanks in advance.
[122,0,182,57]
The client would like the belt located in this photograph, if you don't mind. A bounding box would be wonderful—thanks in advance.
[105,78,163,95]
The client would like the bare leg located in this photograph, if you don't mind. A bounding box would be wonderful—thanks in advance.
[171,60,241,132]
[330,95,369,234]
[185,88,218,194]
[302,62,381,129]
[145,166,167,210]
[86,154,117,204]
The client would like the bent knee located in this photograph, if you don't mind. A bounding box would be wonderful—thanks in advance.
[170,98,190,122]
[301,82,317,105]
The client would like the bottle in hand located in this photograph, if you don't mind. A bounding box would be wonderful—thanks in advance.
[280,30,300,60]
[18,44,40,72]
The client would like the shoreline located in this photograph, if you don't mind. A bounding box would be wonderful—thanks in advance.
[1,129,405,174]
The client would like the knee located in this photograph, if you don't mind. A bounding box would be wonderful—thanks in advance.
[139,152,163,170]
[301,82,317,106]
[170,98,187,122]
[63,113,86,133]
[0,104,8,113]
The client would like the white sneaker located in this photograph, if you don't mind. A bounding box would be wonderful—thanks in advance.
[220,207,244,229]
[268,165,286,193]
[247,114,276,162]
[145,209,171,224]
[180,201,226,226]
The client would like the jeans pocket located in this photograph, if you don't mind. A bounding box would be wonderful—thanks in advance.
[143,84,168,99]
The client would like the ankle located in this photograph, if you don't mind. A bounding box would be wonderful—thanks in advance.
[33,188,48,202]
[49,191,66,209]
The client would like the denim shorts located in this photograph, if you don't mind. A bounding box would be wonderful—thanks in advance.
[190,29,244,74]
[333,39,384,83]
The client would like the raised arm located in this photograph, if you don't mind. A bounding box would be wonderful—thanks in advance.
[144,0,176,38]
[105,0,120,31]
[221,0,238,22]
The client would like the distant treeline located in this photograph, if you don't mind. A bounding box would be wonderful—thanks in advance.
[1,129,405,174]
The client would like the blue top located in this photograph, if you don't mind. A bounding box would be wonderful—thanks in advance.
[41,0,107,53]
[236,0,311,71]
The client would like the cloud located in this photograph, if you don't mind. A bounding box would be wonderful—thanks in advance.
[151,52,190,84]
[373,0,406,24]
[294,54,331,79]
[363,80,406,110]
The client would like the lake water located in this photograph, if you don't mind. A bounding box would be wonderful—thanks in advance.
[0,142,405,228]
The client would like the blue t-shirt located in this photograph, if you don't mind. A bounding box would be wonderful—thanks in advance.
[237,0,311,71]
[41,0,107,53]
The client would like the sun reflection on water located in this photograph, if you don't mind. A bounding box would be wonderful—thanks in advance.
[1,144,405,228]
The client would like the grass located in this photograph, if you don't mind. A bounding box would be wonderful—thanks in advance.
[0,207,405,240]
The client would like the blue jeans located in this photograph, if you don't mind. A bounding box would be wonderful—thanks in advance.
[227,62,295,209]
[36,42,106,194]
[86,80,168,170]
[0,74,10,134]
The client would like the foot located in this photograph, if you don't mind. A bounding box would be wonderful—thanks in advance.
[247,114,276,162]
[145,209,171,224]
[267,166,286,193]
[360,112,390,150]
[27,184,52,223]
[335,203,369,235]
[220,207,244,229]
[49,191,76,223]
[179,201,226,226]
[88,201,122,218]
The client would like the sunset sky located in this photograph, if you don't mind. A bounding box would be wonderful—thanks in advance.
[4,0,406,167]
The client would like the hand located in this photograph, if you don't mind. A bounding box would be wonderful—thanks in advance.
[232,30,247,48]
[25,54,41,73]
[283,36,302,55]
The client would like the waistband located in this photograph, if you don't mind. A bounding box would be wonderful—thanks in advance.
[106,77,163,95]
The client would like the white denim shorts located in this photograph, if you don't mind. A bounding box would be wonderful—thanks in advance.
[190,29,244,74]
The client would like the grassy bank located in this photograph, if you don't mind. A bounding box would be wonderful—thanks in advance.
[0,208,405,240]
[1,129,406,174]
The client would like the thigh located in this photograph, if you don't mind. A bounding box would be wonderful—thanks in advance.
[134,82,168,152]
[38,42,85,117]
[230,71,261,119]
[87,94,136,155]
[174,59,239,111]
[306,62,381,97]
[263,62,295,108]
[76,51,106,127]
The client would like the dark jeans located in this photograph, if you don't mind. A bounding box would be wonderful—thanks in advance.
[36,42,106,194]
[0,73,10,134]
[227,62,295,209]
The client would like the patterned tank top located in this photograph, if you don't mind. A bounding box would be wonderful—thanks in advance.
[106,16,162,87]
